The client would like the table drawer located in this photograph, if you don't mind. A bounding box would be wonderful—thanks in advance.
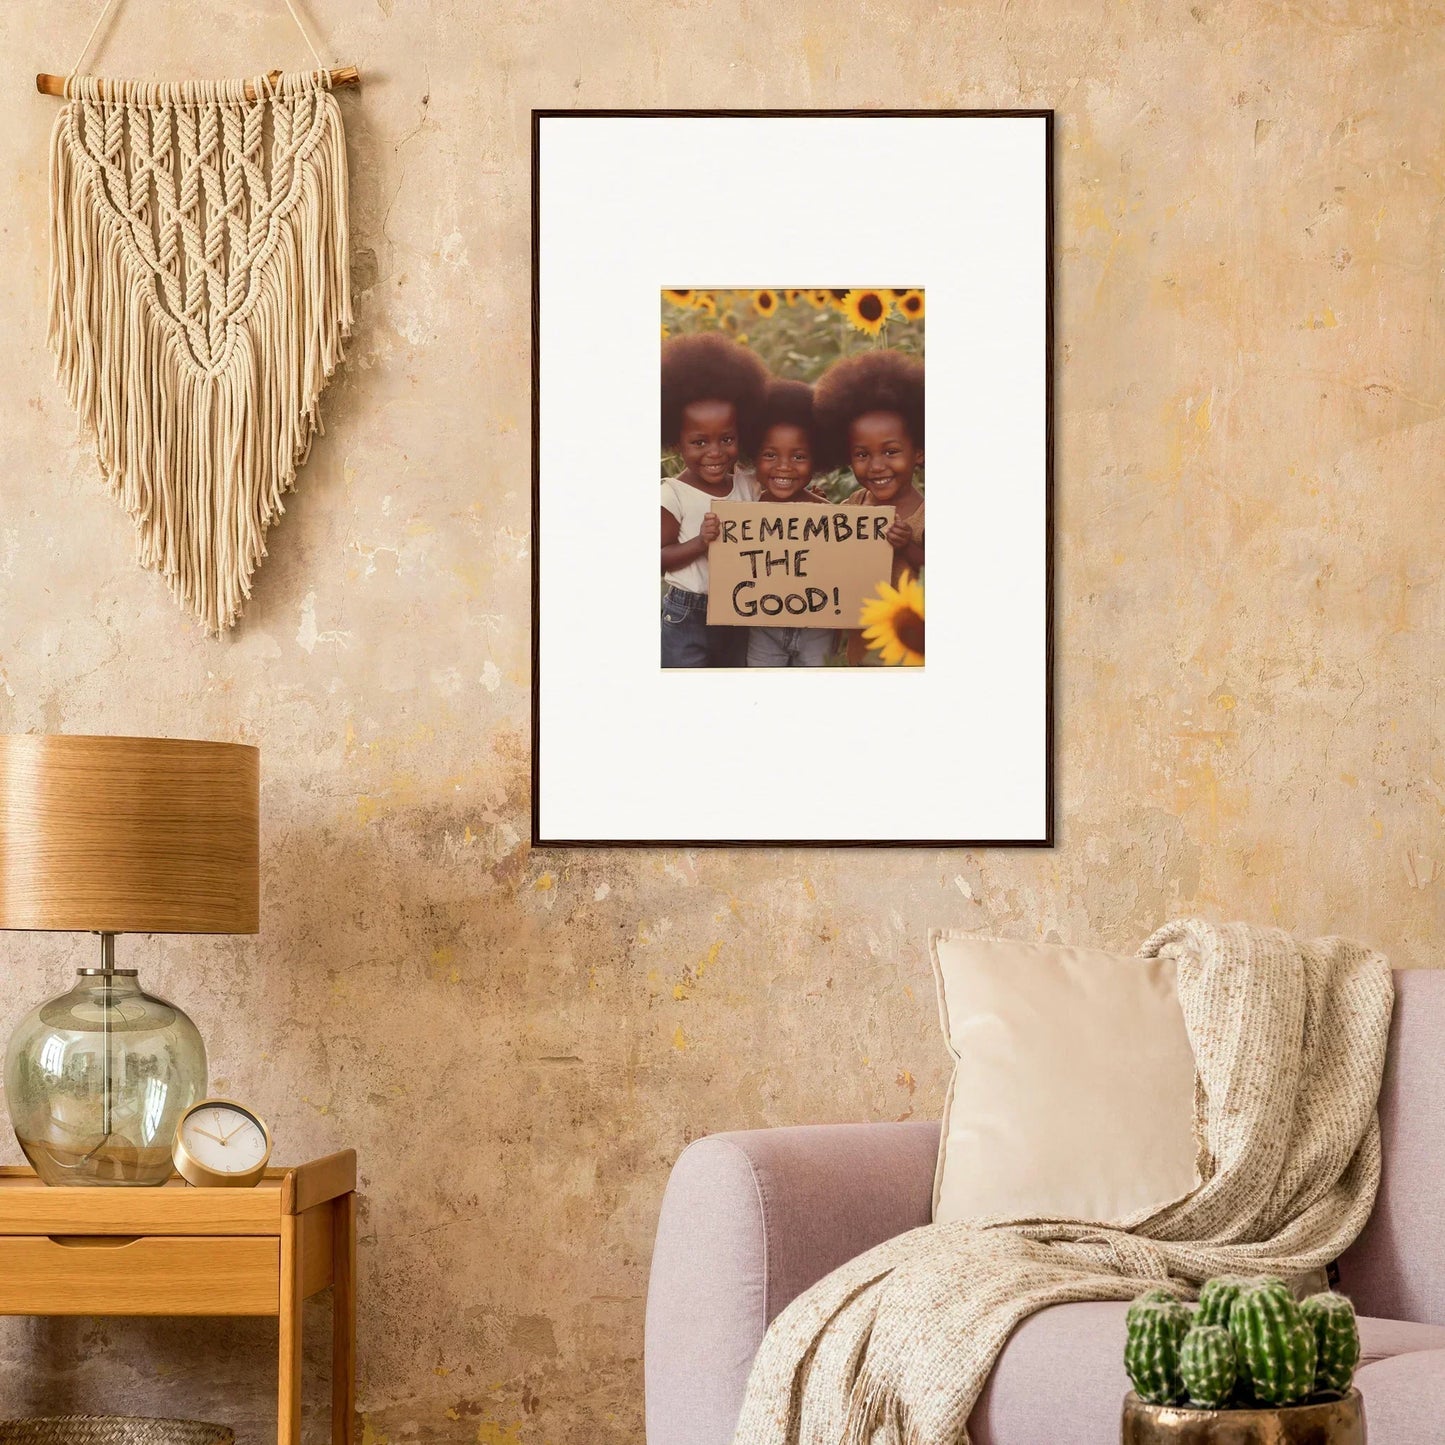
[0,1235,279,1315]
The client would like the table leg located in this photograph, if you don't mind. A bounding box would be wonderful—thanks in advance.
[279,1211,303,1445]
[332,1193,356,1445]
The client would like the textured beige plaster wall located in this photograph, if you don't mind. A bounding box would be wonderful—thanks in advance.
[0,1,1441,1441]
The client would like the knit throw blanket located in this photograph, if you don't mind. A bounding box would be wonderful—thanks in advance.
[733,919,1393,1445]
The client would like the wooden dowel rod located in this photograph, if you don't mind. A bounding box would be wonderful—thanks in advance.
[36,65,360,99]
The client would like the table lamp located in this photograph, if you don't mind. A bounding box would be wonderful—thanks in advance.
[0,735,259,1186]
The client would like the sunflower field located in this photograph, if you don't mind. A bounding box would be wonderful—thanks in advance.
[660,287,924,502]
[661,287,923,379]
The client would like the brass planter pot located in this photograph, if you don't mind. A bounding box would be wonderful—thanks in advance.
[1121,1389,1365,1445]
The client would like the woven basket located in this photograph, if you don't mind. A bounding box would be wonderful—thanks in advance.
[0,1420,233,1445]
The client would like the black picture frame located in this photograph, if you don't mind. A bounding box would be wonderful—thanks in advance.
[531,108,1054,849]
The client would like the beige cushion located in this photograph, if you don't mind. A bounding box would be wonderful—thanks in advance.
[931,931,1199,1226]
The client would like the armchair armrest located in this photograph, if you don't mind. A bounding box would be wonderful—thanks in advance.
[644,1120,939,1445]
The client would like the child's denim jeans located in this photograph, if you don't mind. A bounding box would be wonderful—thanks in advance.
[747,626,832,667]
[661,585,747,668]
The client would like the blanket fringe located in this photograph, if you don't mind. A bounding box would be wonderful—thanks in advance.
[843,1371,925,1445]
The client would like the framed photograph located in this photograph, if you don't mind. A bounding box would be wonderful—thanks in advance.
[533,110,1052,847]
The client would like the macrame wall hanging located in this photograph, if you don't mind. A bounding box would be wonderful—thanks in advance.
[41,0,360,633]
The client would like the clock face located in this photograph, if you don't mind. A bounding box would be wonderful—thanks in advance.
[179,1103,269,1176]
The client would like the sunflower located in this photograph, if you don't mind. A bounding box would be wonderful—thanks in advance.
[896,289,925,321]
[784,289,803,306]
[694,293,718,317]
[859,572,924,666]
[752,289,780,317]
[660,323,669,341]
[662,289,695,307]
[825,288,852,311]
[804,289,830,309]
[842,288,891,337]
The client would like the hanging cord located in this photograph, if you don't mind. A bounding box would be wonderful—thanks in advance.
[68,0,122,80]
[68,0,328,85]
[279,0,328,69]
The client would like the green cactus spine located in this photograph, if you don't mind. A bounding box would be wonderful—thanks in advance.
[1125,1297,1194,1405]
[1229,1279,1317,1406]
[1301,1293,1360,1395]
[1178,1324,1238,1408]
[1195,1275,1255,1329]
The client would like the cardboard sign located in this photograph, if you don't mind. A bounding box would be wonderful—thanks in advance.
[705,501,897,629]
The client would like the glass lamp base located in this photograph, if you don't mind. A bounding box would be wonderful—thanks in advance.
[15,1135,181,1187]
[3,963,207,1187]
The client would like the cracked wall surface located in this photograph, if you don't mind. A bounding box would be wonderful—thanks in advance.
[1,1,1442,1441]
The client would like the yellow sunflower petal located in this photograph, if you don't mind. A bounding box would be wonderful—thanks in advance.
[859,582,906,627]
[896,573,925,613]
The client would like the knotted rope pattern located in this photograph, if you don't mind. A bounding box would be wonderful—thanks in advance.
[49,69,352,632]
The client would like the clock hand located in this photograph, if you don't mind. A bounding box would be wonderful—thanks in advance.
[190,1125,228,1144]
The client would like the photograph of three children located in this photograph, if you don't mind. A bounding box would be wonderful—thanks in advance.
[660,287,925,669]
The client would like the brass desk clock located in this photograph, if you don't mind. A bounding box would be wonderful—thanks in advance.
[173,1099,272,1188]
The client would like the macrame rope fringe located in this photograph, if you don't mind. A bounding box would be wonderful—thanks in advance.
[48,69,351,633]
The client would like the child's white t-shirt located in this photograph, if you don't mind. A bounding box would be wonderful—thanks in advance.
[660,468,758,594]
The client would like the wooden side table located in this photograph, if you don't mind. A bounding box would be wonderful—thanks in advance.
[0,1150,357,1445]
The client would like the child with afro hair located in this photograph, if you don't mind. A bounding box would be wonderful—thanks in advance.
[743,378,834,506]
[660,331,768,668]
[814,349,925,664]
[742,378,834,667]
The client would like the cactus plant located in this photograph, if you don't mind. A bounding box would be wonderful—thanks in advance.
[1229,1278,1317,1406]
[1195,1274,1256,1329]
[1179,1324,1239,1408]
[1123,1276,1364,1414]
[1125,1296,1194,1405]
[1125,1287,1184,1339]
[1302,1292,1361,1395]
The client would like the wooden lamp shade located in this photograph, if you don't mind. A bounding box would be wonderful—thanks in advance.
[0,735,259,934]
